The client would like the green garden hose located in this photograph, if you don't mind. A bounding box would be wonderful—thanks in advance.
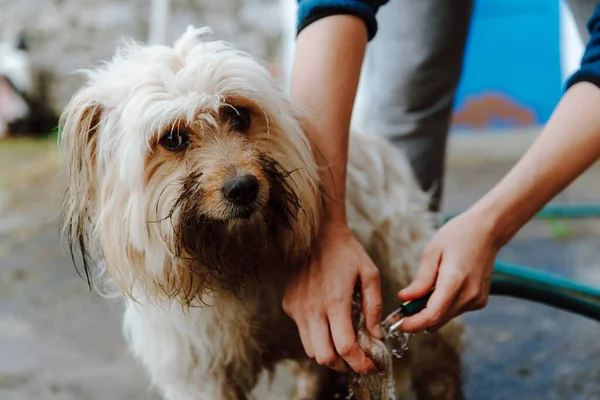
[444,202,600,224]
[494,260,600,298]
[398,277,600,322]
[489,275,600,321]
[536,203,600,219]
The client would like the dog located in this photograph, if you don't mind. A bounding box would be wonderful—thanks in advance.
[60,26,464,400]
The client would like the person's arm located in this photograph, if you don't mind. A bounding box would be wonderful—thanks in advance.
[296,0,389,41]
[283,15,378,374]
[290,15,365,223]
[396,4,600,333]
[488,4,600,243]
[475,82,600,245]
[282,1,387,374]
[291,0,387,222]
[397,82,600,333]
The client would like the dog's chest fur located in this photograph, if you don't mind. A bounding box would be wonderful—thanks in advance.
[122,281,303,392]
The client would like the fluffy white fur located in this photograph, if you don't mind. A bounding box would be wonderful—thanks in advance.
[60,26,463,400]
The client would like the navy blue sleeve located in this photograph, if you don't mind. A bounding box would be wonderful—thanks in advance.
[566,5,600,90]
[296,0,389,41]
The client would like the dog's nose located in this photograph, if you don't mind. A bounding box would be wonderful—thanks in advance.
[222,174,259,206]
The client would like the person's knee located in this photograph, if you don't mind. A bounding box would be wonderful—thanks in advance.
[366,1,472,126]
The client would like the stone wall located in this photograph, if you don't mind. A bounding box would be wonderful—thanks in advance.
[0,0,284,113]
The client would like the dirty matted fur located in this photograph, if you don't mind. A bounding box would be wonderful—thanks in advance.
[59,26,464,400]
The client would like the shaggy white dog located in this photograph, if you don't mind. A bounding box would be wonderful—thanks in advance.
[60,26,463,400]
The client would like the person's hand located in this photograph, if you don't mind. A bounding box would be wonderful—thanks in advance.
[396,209,499,333]
[282,221,383,374]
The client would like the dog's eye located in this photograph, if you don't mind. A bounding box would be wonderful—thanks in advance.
[226,107,252,132]
[159,130,190,152]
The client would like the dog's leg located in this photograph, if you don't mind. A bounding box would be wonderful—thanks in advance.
[133,348,253,400]
[352,326,396,400]
[161,379,248,400]
[392,357,415,400]
[289,360,322,400]
[316,368,350,400]
[123,305,258,400]
[290,359,350,400]
[407,321,465,400]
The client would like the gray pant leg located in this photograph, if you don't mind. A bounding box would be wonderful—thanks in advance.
[567,0,598,42]
[364,0,473,212]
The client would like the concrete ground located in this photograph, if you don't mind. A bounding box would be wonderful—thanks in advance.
[1,132,599,400]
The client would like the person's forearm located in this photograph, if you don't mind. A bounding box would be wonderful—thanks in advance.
[472,82,600,246]
[290,15,367,223]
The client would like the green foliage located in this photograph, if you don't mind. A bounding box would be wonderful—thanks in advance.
[545,219,574,241]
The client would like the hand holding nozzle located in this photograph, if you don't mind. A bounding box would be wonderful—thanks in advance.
[381,290,434,336]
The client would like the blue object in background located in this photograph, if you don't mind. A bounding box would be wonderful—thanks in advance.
[452,0,563,131]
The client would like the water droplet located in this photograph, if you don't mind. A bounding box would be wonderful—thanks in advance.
[346,373,361,399]
[382,323,413,359]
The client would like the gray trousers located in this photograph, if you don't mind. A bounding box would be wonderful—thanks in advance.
[362,0,597,212]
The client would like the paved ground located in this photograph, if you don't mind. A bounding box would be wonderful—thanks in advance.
[1,133,599,400]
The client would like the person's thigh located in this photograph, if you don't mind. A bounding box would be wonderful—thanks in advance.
[567,0,598,42]
[364,0,473,212]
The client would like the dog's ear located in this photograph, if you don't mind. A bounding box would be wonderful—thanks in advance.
[59,90,104,287]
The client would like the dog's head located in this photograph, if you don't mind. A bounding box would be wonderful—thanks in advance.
[60,27,321,304]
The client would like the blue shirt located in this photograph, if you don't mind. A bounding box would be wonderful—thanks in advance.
[566,5,600,90]
[297,0,389,40]
[296,0,600,91]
